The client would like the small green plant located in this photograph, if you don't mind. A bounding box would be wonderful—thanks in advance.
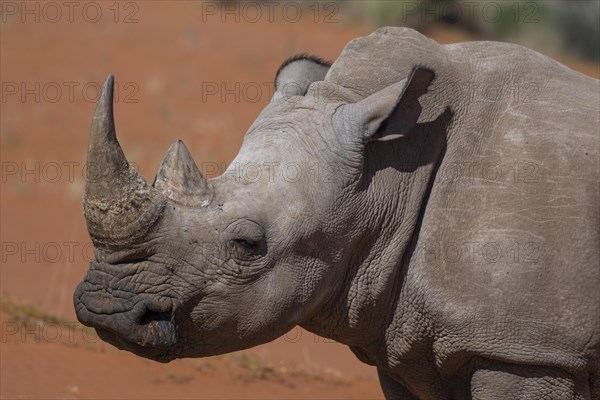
[194,359,217,374]
[166,368,193,384]
[229,353,281,383]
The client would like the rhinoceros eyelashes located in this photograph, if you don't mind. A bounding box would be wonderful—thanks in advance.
[153,140,213,207]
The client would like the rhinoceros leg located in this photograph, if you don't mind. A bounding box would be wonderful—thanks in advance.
[470,363,590,400]
[377,368,419,400]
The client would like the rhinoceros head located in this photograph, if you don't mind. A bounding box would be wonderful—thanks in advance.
[74,56,435,362]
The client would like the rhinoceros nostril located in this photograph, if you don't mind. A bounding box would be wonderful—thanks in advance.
[140,308,172,325]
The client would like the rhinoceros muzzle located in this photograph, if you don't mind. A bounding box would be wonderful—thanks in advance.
[74,283,176,346]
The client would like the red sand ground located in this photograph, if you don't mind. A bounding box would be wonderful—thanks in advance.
[1,2,597,399]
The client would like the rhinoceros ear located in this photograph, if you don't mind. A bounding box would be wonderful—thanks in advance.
[334,66,435,143]
[274,54,331,98]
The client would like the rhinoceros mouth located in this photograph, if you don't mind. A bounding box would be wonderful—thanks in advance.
[95,327,178,363]
[74,282,179,360]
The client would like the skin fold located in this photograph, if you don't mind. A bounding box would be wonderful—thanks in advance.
[74,28,600,399]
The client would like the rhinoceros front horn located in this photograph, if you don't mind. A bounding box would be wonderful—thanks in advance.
[83,75,165,248]
[153,140,213,207]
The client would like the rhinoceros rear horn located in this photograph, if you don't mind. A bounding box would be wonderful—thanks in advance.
[153,140,213,207]
[83,75,165,248]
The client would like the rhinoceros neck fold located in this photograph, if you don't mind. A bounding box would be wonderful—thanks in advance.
[300,109,452,366]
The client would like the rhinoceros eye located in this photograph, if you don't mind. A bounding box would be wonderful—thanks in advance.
[233,238,257,251]
[224,220,267,261]
[230,237,265,261]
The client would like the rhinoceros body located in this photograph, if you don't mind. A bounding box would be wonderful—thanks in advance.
[75,28,599,399]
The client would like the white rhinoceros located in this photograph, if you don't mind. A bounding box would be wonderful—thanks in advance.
[75,28,599,399]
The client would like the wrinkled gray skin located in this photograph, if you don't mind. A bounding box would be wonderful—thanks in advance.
[74,28,600,399]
